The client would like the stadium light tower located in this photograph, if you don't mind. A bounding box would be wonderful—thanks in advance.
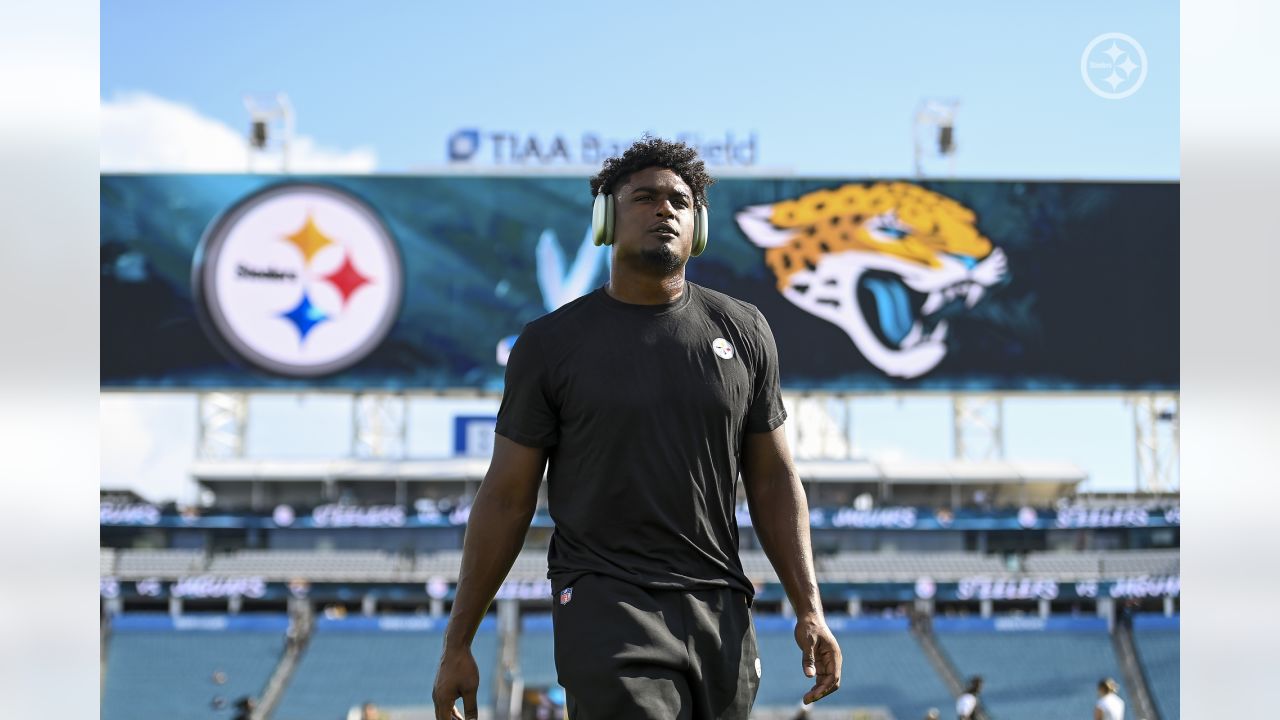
[1132,394,1179,493]
[352,393,408,459]
[913,98,960,178]
[243,93,295,173]
[197,392,248,459]
[790,395,856,460]
[952,394,1004,461]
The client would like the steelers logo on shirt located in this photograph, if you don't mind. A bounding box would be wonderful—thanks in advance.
[712,337,735,360]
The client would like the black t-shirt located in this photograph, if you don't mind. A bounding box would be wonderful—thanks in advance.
[495,282,787,598]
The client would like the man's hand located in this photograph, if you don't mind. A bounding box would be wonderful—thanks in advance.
[432,647,479,720]
[795,613,842,704]
[432,436,545,719]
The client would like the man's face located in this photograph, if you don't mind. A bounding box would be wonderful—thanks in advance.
[611,166,696,274]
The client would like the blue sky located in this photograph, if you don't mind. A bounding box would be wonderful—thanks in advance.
[102,0,1178,178]
[99,1,1179,501]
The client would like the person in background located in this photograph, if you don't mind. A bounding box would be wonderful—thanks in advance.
[362,700,387,720]
[956,676,982,720]
[1094,677,1126,720]
[231,695,255,720]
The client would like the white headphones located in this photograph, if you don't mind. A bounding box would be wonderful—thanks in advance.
[591,192,709,257]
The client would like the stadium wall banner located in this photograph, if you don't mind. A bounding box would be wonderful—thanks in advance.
[98,577,1179,602]
[754,615,911,633]
[445,129,759,167]
[108,613,290,632]
[102,175,1177,391]
[931,616,1111,633]
[101,501,1180,531]
[313,616,497,633]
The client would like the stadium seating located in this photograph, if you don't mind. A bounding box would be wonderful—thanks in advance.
[517,614,951,717]
[1133,614,1180,720]
[274,616,498,720]
[503,613,1183,720]
[106,547,1179,585]
[817,552,1008,581]
[934,617,1127,720]
[207,550,406,581]
[114,549,206,578]
[459,550,781,583]
[101,614,287,720]
[754,616,952,717]
[409,550,468,580]
[100,547,116,576]
[1022,550,1179,577]
[518,615,559,688]
[739,551,781,582]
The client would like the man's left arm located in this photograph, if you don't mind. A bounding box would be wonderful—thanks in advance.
[742,426,842,704]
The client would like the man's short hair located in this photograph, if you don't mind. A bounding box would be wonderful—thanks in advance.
[589,136,716,208]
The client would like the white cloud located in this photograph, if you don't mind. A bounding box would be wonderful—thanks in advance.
[100,394,199,504]
[100,92,377,173]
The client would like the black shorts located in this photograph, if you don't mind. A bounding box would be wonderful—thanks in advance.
[551,573,760,720]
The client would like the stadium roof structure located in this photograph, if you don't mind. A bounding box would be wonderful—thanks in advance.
[796,459,1084,484]
[191,458,491,482]
[191,458,1082,484]
[795,459,1085,507]
[191,457,1085,507]
[100,488,153,503]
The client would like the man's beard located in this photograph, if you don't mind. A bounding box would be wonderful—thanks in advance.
[636,243,682,275]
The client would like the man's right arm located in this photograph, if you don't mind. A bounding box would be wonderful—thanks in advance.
[432,435,547,720]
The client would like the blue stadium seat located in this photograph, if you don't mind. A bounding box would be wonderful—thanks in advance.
[754,615,951,718]
[935,617,1126,720]
[518,615,559,688]
[274,615,497,720]
[518,614,951,717]
[101,614,287,720]
[1133,615,1179,720]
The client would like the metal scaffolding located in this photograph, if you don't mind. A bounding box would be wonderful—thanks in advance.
[196,392,248,459]
[952,395,1005,461]
[789,394,856,460]
[352,392,408,459]
[1132,393,1179,493]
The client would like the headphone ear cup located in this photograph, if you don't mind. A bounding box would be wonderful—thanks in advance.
[690,204,709,256]
[591,193,608,247]
[604,194,615,246]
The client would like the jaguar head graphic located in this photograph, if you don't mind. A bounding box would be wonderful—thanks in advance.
[736,182,1008,379]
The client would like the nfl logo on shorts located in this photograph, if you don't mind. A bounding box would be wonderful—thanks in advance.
[559,587,573,605]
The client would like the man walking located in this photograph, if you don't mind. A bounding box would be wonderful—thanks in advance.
[433,137,841,720]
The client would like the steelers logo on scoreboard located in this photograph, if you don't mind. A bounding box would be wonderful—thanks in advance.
[193,183,403,377]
